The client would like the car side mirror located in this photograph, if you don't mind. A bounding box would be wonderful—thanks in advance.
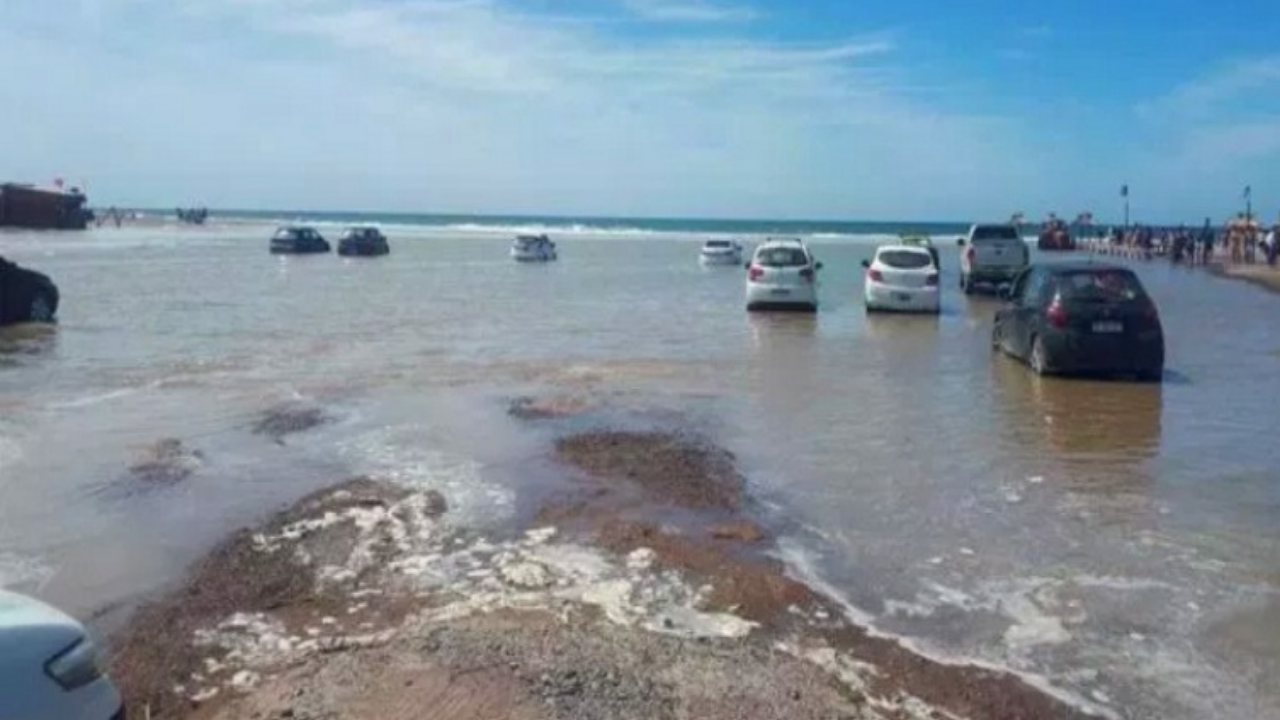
[860,259,870,268]
[956,238,966,247]
[815,262,824,270]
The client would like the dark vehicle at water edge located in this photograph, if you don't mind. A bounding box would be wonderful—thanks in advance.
[0,257,59,326]
[270,226,331,254]
[0,183,92,230]
[992,262,1164,381]
[337,226,390,257]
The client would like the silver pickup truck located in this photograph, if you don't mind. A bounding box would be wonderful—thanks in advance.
[957,223,1029,294]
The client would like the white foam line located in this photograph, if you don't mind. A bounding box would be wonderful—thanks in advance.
[774,537,1120,720]
[47,387,138,410]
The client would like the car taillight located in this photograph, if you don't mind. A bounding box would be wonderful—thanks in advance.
[1139,297,1160,322]
[868,269,884,282]
[799,268,815,282]
[1046,295,1068,328]
[748,265,764,282]
[925,273,938,286]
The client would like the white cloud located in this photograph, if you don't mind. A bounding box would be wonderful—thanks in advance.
[620,0,757,23]
[0,0,1044,217]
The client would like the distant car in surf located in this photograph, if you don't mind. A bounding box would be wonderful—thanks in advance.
[992,262,1164,381]
[0,256,59,326]
[744,238,822,312]
[511,234,557,262]
[0,589,124,720]
[699,239,745,266]
[1037,220,1076,251]
[862,244,940,314]
[337,226,390,257]
[957,223,1029,294]
[270,226,331,255]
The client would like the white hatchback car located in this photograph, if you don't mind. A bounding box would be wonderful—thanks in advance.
[862,244,941,314]
[0,590,124,720]
[744,239,822,312]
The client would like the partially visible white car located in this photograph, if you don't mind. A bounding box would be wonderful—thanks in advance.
[699,239,744,266]
[744,238,821,312]
[0,589,124,720]
[862,244,941,314]
[510,234,557,262]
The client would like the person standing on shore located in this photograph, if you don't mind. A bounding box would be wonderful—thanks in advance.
[1197,218,1215,265]
[1268,216,1280,268]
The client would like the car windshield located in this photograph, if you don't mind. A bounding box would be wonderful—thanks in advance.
[972,226,1020,241]
[755,247,808,267]
[1057,271,1146,302]
[878,250,933,269]
[274,229,297,240]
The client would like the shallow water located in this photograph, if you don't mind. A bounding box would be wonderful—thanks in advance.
[1,224,1277,718]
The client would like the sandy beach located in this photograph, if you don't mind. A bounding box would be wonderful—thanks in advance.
[1209,262,1280,294]
[108,399,1098,720]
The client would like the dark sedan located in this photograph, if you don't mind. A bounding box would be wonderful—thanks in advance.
[269,226,331,254]
[992,262,1164,381]
[0,256,59,326]
[337,226,390,257]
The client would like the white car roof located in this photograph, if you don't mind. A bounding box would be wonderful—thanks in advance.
[756,238,806,250]
[0,590,82,637]
[876,244,933,255]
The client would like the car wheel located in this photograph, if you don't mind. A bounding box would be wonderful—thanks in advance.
[1029,336,1050,376]
[29,292,55,323]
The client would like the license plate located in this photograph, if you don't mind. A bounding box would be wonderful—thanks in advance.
[893,293,912,302]
[770,288,790,296]
[1092,321,1123,333]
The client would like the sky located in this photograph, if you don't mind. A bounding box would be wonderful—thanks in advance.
[3,0,1280,222]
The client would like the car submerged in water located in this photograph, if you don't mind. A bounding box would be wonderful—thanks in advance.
[511,234,557,262]
[0,256,59,326]
[0,589,124,720]
[958,223,1029,294]
[992,262,1164,381]
[862,244,941,314]
[270,226,331,255]
[338,226,390,257]
[699,239,744,266]
[744,238,822,312]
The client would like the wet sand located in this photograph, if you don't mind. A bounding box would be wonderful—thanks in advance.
[109,417,1098,720]
[1209,262,1280,294]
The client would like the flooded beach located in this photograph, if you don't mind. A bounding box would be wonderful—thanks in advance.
[1,222,1278,719]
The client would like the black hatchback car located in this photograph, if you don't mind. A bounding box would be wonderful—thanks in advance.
[0,256,59,326]
[993,262,1164,381]
[337,226,390,257]
[269,226,331,254]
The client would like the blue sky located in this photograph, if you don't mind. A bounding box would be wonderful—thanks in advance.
[2,0,1279,222]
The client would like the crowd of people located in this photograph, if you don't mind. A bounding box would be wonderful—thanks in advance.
[1078,214,1280,268]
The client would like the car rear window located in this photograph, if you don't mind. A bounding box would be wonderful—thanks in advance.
[1056,271,1146,302]
[705,240,731,248]
[755,247,809,267]
[972,226,1020,242]
[877,250,933,269]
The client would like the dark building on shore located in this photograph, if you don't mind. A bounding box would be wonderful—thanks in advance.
[0,183,92,230]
